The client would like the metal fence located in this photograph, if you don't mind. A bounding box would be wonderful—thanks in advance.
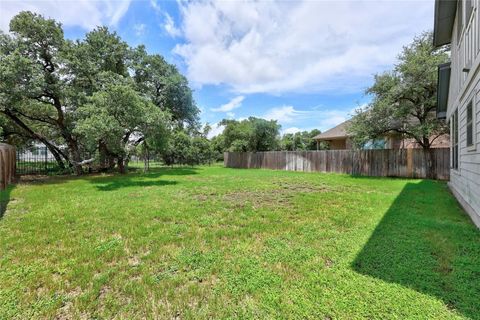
[15,146,163,175]
[129,156,164,169]
[16,145,63,175]
[224,148,451,180]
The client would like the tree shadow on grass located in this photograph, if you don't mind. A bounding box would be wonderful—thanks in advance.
[0,184,15,219]
[128,166,200,176]
[352,180,480,319]
[93,179,178,191]
[89,167,199,191]
[17,175,72,186]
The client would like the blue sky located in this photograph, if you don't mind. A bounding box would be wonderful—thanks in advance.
[1,0,435,137]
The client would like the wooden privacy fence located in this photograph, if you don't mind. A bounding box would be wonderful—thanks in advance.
[0,143,16,190]
[224,148,450,180]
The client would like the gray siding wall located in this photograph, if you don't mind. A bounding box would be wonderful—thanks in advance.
[448,1,480,227]
[449,79,480,227]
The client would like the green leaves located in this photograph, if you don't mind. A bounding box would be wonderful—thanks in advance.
[9,11,64,54]
[349,32,449,149]
[280,129,323,151]
[131,47,199,126]
[218,117,281,152]
[1,11,198,173]
[160,130,216,166]
[75,83,170,156]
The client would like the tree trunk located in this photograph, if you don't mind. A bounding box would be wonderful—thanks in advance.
[45,144,66,170]
[144,147,149,172]
[2,110,67,169]
[422,137,435,179]
[99,140,106,170]
[117,157,126,174]
[49,96,84,175]
[98,141,113,171]
[67,140,83,175]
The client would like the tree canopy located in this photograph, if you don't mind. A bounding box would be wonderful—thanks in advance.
[216,117,281,152]
[75,82,170,173]
[160,129,217,166]
[348,32,449,149]
[280,129,323,151]
[0,11,199,173]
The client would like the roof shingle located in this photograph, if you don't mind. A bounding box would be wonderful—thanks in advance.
[313,120,351,140]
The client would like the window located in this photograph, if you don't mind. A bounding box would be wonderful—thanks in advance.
[363,138,386,150]
[457,0,463,41]
[437,63,451,119]
[452,110,459,169]
[466,101,475,148]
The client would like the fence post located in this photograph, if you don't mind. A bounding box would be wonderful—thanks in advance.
[0,144,16,190]
[44,146,48,173]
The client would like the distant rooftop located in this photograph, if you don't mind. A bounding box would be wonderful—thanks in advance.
[313,120,351,140]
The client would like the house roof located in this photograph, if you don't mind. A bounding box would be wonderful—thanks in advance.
[433,0,457,47]
[313,120,351,141]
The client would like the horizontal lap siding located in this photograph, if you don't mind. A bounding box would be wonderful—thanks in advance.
[450,172,480,225]
[448,41,480,225]
[224,149,450,180]
[444,2,480,226]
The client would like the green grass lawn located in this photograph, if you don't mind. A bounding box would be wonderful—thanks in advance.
[1,165,479,319]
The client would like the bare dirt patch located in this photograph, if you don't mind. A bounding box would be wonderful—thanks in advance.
[128,256,141,267]
[128,192,144,198]
[193,180,329,209]
[271,181,330,193]
[18,175,51,184]
[54,287,83,320]
[221,190,293,209]
[324,258,334,268]
[98,286,111,301]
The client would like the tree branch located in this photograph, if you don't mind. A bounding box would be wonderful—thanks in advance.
[12,109,57,126]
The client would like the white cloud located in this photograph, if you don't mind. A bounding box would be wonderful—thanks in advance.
[316,111,350,131]
[207,123,225,139]
[164,13,181,37]
[0,0,131,32]
[262,105,310,124]
[226,112,235,118]
[211,96,245,112]
[261,105,358,132]
[133,23,146,36]
[173,0,433,94]
[150,0,161,14]
[283,127,302,135]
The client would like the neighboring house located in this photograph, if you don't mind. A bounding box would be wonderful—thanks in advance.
[434,0,480,227]
[313,120,450,150]
[313,121,353,150]
[16,143,57,162]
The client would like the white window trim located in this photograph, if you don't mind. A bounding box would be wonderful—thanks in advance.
[467,96,477,152]
[451,110,460,171]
